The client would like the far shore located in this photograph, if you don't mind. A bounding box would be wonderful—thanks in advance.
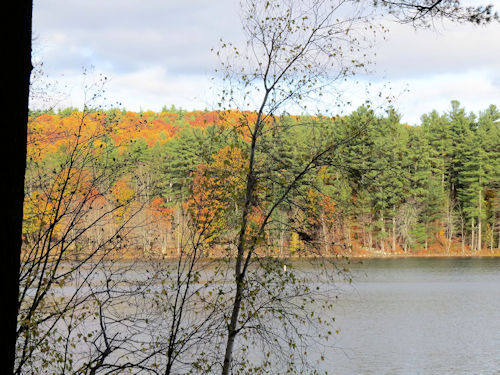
[348,248,500,259]
[109,247,500,261]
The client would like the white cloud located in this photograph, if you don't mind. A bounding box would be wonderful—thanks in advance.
[32,0,500,121]
[382,70,500,124]
[30,66,214,112]
[33,0,241,75]
[108,68,214,110]
[373,20,500,78]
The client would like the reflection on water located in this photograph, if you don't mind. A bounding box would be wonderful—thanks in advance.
[325,257,500,375]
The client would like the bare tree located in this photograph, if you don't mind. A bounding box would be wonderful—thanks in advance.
[16,102,146,374]
[216,1,499,374]
[217,2,378,373]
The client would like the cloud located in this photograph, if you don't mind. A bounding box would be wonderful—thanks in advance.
[108,67,214,110]
[382,70,500,124]
[32,0,500,120]
[30,66,215,112]
[372,20,500,78]
[33,0,242,75]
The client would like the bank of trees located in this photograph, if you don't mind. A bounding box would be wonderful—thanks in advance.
[25,101,499,258]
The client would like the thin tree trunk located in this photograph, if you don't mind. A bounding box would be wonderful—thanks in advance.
[425,223,428,251]
[380,211,385,253]
[362,223,366,248]
[368,230,373,252]
[321,213,330,254]
[392,216,397,252]
[176,205,181,256]
[446,206,453,254]
[461,212,465,254]
[222,92,268,375]
[344,219,352,253]
[489,224,494,253]
[471,218,475,252]
[478,188,482,251]
[279,224,284,257]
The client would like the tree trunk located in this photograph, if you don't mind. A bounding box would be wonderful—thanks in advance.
[368,230,373,252]
[471,218,475,252]
[380,211,385,253]
[222,279,243,375]
[321,213,330,254]
[5,2,33,373]
[477,188,482,251]
[392,216,397,252]
[362,223,366,248]
[460,212,465,254]
[344,220,352,253]
[176,205,182,256]
[446,204,453,254]
[489,224,494,253]
[221,99,264,375]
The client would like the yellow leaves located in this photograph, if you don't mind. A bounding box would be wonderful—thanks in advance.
[110,177,136,222]
[290,232,303,253]
[23,166,97,241]
[111,177,135,205]
[28,111,109,161]
[188,146,248,238]
[92,138,107,152]
[23,190,56,237]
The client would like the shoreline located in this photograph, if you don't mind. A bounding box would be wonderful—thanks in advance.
[347,251,500,259]
[133,250,500,261]
[41,247,500,262]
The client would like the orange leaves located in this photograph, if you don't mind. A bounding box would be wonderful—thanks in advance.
[149,197,174,229]
[28,109,260,163]
[107,112,178,149]
[319,195,337,228]
[151,119,177,141]
[188,146,248,239]
[304,189,336,227]
[188,164,232,239]
[28,111,110,161]
[187,111,222,128]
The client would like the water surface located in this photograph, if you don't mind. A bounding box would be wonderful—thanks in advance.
[325,257,500,375]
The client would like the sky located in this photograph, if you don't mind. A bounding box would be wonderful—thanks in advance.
[31,0,500,125]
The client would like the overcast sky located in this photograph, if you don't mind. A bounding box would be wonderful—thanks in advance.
[32,0,500,124]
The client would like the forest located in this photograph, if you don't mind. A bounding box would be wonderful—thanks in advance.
[25,101,500,259]
[9,0,500,373]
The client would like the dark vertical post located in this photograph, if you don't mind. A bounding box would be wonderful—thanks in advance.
[3,1,33,373]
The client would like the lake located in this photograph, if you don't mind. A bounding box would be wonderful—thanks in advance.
[40,257,500,374]
[325,257,500,375]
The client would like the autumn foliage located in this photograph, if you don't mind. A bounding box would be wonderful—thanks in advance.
[24,104,500,258]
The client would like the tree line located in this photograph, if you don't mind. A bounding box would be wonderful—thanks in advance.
[25,101,500,259]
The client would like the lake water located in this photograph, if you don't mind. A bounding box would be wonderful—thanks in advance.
[46,257,500,374]
[325,257,500,375]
